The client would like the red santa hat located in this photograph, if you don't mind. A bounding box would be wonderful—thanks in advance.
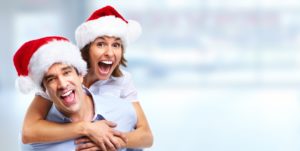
[13,36,87,94]
[75,5,142,49]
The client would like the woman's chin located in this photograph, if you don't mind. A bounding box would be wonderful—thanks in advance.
[97,72,110,80]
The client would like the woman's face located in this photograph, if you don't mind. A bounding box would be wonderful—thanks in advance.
[88,36,123,80]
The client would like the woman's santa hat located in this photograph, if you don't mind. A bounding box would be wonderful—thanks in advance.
[75,5,142,49]
[13,36,87,94]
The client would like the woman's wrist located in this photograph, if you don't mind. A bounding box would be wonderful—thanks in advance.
[77,121,90,136]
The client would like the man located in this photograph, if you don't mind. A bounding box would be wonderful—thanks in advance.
[13,36,137,151]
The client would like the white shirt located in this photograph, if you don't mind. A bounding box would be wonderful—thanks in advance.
[89,70,138,102]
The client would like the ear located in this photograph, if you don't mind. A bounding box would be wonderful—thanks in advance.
[79,74,84,83]
[45,90,53,102]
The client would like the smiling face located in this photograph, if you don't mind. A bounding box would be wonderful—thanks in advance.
[42,63,84,117]
[88,36,123,81]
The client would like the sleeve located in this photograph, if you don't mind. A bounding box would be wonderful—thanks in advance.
[121,71,139,102]
[35,90,51,101]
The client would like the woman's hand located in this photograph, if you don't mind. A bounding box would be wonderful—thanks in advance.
[82,120,127,151]
[75,137,102,151]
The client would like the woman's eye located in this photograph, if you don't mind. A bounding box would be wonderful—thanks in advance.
[112,43,121,48]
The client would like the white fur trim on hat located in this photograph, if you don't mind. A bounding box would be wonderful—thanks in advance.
[15,76,35,94]
[28,40,87,92]
[127,20,142,44]
[75,16,142,49]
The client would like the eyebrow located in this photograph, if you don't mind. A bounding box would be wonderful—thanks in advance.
[43,65,73,81]
[114,38,121,41]
[96,37,121,42]
[61,66,73,71]
[43,74,55,82]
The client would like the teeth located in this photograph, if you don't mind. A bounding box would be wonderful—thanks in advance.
[101,61,112,65]
[61,90,72,97]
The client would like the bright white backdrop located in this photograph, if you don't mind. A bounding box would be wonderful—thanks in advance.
[1,0,300,150]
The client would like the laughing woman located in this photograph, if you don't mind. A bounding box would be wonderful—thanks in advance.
[21,6,153,151]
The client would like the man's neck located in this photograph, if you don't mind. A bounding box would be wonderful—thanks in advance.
[70,94,94,122]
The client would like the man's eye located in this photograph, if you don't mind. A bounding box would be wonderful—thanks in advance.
[46,78,54,83]
[97,42,105,47]
[64,71,71,75]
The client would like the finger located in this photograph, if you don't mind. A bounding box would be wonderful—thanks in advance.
[104,120,117,128]
[76,142,97,150]
[76,146,101,151]
[75,137,91,144]
[76,147,101,151]
[119,133,127,143]
[112,130,127,143]
[103,136,116,151]
[111,130,121,137]
[99,140,107,151]
[110,136,121,149]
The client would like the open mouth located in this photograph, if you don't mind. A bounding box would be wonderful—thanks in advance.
[60,90,75,106]
[97,60,113,75]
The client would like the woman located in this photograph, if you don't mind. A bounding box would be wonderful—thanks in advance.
[22,5,153,151]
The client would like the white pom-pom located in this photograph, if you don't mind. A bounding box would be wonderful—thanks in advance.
[127,20,142,43]
[15,76,35,94]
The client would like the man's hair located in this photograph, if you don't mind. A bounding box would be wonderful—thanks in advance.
[80,42,127,77]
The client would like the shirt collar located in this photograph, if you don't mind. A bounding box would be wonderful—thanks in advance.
[90,71,124,87]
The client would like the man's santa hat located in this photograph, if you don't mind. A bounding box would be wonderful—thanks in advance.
[75,5,142,49]
[13,36,87,94]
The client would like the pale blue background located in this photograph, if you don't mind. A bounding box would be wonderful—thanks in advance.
[1,0,300,151]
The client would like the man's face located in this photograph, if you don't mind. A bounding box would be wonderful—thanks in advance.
[42,63,84,117]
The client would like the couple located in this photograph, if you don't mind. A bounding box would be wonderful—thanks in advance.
[13,6,153,151]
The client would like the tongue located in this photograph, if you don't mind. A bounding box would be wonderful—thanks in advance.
[99,64,110,74]
[62,92,75,106]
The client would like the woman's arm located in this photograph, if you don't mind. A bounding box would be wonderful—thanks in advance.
[123,102,153,148]
[22,95,125,151]
[22,95,84,143]
[119,72,153,148]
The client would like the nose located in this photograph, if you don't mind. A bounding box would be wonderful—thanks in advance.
[57,76,68,89]
[104,46,114,57]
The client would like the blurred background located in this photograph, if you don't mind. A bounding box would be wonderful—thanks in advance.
[1,0,300,150]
